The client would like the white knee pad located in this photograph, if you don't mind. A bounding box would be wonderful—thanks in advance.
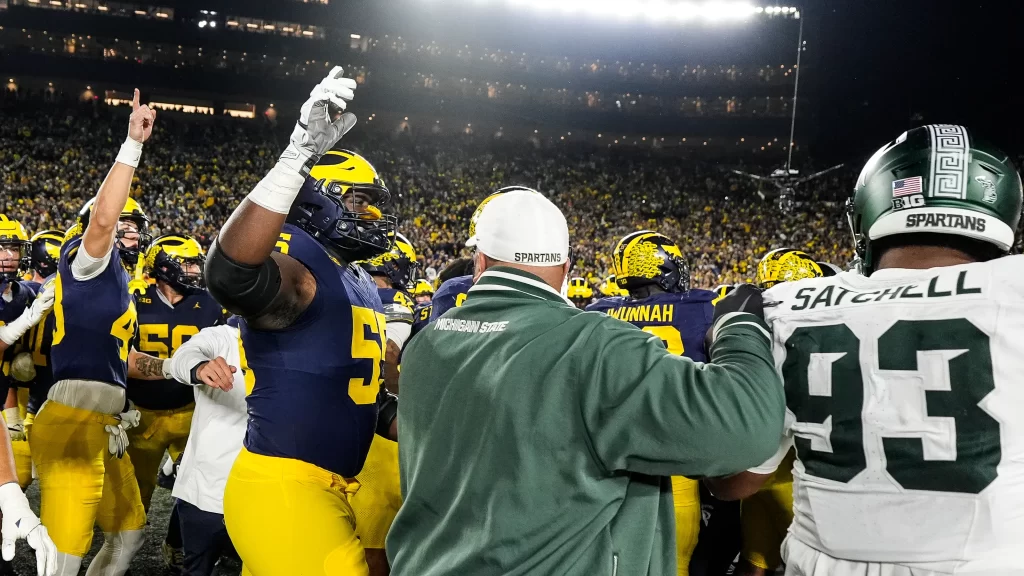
[84,529,145,576]
[54,552,83,576]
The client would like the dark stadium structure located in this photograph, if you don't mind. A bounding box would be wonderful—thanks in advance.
[0,0,804,148]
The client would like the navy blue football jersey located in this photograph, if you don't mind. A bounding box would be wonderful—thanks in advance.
[377,287,415,326]
[586,290,716,363]
[51,238,136,388]
[1,281,39,392]
[128,284,223,410]
[240,225,386,477]
[429,275,473,321]
[23,275,55,414]
[410,303,432,340]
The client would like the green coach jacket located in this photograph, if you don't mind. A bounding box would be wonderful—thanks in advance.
[386,266,784,576]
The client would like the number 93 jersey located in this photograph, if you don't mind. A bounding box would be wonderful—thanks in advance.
[586,290,716,362]
[51,238,135,388]
[761,256,1024,572]
[239,224,387,478]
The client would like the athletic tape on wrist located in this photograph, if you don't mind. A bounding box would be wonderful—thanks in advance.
[247,161,307,215]
[115,137,144,168]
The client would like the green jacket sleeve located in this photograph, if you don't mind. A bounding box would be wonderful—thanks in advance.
[577,312,785,478]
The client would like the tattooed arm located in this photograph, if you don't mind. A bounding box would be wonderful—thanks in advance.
[128,348,170,380]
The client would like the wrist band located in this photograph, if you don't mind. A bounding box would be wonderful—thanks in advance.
[115,137,144,168]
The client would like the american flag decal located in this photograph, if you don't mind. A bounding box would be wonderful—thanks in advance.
[892,176,923,197]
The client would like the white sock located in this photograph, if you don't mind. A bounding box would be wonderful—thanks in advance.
[162,456,175,477]
[84,529,145,576]
[54,552,83,576]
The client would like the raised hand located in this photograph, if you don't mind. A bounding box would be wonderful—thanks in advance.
[127,88,157,144]
[280,67,359,175]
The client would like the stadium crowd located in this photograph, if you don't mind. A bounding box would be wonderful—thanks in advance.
[1,94,855,289]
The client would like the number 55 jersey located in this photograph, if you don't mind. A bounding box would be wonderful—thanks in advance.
[758,256,1024,573]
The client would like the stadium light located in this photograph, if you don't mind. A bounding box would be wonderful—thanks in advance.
[198,20,208,28]
[443,0,760,25]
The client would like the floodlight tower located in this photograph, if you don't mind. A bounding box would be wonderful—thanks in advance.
[786,8,803,173]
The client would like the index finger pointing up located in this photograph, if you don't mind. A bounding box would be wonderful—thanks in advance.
[132,88,140,111]
[328,65,345,80]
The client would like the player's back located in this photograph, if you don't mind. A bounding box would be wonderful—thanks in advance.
[586,290,715,362]
[428,275,473,321]
[239,224,386,478]
[764,256,1024,572]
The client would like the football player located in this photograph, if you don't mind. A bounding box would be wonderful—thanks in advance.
[22,231,63,443]
[353,232,418,575]
[412,279,434,305]
[411,258,470,340]
[731,248,824,576]
[586,230,716,576]
[566,277,593,309]
[205,68,398,576]
[708,124,1024,574]
[127,234,222,570]
[34,90,174,576]
[0,214,57,576]
[0,217,43,492]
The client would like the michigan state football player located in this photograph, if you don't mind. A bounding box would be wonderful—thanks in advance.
[206,68,398,576]
[709,124,1024,574]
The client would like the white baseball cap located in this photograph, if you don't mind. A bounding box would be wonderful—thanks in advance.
[466,189,570,266]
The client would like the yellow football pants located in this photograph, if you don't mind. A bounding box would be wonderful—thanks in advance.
[740,480,795,570]
[32,400,147,557]
[126,404,194,512]
[672,476,700,576]
[224,448,369,576]
[351,437,402,550]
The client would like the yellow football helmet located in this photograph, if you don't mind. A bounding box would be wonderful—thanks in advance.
[612,230,690,293]
[599,275,629,297]
[30,229,63,279]
[146,234,206,294]
[291,149,397,263]
[413,279,434,296]
[567,277,593,309]
[359,231,419,289]
[0,215,31,282]
[755,248,824,289]
[66,197,152,267]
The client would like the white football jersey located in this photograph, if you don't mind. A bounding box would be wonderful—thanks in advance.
[760,256,1024,573]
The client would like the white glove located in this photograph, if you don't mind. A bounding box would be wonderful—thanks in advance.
[279,66,359,176]
[0,283,55,346]
[3,408,25,442]
[105,401,141,458]
[0,483,57,576]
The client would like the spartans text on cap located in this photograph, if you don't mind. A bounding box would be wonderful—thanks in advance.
[514,253,563,263]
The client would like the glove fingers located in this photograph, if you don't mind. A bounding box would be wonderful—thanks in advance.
[1,538,14,562]
[334,113,358,139]
[321,78,357,96]
[326,65,345,80]
[326,95,349,112]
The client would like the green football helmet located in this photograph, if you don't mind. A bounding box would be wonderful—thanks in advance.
[848,124,1023,273]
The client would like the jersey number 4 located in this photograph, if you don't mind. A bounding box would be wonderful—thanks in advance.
[784,319,1000,494]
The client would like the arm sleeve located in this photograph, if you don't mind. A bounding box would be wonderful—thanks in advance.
[71,245,112,282]
[748,412,796,474]
[579,312,785,479]
[167,326,237,386]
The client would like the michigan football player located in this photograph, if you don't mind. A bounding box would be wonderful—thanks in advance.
[354,232,419,575]
[35,90,175,576]
[566,277,594,309]
[0,216,42,492]
[411,279,434,305]
[205,68,398,576]
[728,247,825,576]
[22,231,63,447]
[0,214,57,576]
[128,234,222,569]
[586,231,716,576]
[709,124,1024,574]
